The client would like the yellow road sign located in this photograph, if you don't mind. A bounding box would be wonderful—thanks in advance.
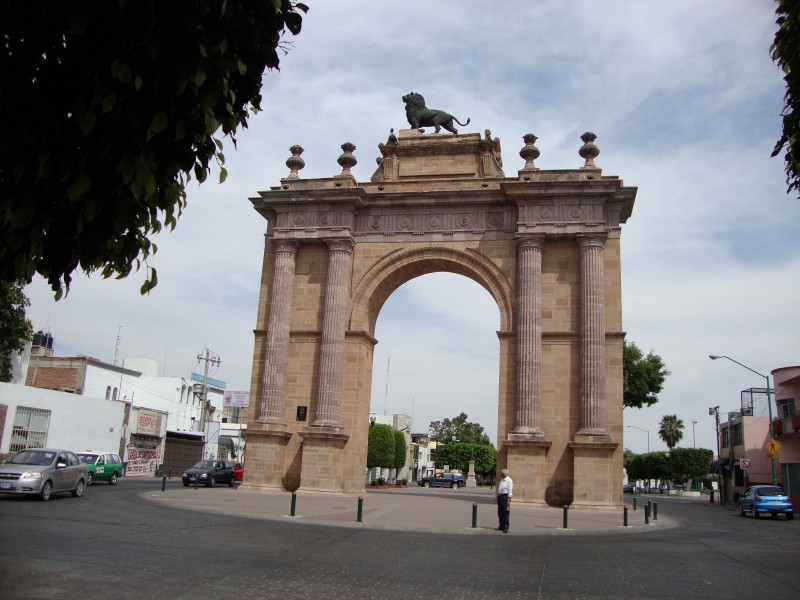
[765,438,781,458]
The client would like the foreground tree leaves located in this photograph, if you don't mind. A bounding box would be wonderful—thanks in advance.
[0,1,308,296]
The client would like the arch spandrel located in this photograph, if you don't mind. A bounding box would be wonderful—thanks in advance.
[348,245,514,337]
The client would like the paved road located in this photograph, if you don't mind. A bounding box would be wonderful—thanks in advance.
[0,478,797,599]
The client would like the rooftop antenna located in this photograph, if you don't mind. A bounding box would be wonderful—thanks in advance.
[113,325,122,366]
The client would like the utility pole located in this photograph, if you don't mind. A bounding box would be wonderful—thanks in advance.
[197,349,221,458]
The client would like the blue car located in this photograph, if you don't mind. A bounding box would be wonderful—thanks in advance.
[738,485,794,520]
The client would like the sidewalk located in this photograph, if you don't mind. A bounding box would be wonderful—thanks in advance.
[143,485,686,535]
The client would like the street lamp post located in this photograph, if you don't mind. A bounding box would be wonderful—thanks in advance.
[709,355,777,486]
[709,406,722,504]
[626,425,650,453]
[692,420,697,448]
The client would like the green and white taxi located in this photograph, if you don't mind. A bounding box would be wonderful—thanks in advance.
[77,451,123,486]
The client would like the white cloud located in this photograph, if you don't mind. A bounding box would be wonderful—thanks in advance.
[24,1,798,452]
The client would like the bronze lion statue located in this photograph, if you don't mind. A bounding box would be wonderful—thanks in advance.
[402,93,470,134]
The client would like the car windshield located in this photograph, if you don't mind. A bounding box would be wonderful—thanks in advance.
[6,450,55,466]
[77,454,98,464]
[192,461,216,469]
[757,486,786,497]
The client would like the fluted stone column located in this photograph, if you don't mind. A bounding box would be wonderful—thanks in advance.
[257,240,299,424]
[311,238,355,431]
[511,235,546,439]
[577,233,609,437]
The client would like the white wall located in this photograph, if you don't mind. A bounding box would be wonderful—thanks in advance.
[0,382,126,454]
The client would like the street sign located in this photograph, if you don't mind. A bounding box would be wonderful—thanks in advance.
[739,458,751,469]
[765,438,781,458]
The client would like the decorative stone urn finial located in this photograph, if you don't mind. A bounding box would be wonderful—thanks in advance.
[285,145,305,179]
[519,133,540,170]
[337,142,357,176]
[579,132,600,168]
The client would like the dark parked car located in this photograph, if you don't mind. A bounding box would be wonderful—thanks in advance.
[417,473,465,489]
[0,448,88,501]
[182,460,236,487]
[738,485,794,520]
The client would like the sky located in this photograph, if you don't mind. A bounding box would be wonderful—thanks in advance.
[23,1,799,454]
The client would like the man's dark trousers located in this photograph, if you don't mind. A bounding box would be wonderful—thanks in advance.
[497,494,510,532]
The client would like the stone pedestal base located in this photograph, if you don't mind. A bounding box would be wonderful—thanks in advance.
[504,439,552,505]
[466,459,477,488]
[569,435,619,509]
[297,430,350,493]
[240,429,293,491]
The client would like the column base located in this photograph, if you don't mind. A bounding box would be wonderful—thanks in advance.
[569,437,619,509]
[242,428,293,490]
[503,439,552,505]
[297,429,350,493]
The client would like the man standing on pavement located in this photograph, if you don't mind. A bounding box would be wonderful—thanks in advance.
[496,468,513,533]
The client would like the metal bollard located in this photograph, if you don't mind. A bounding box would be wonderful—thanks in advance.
[357,496,363,523]
[633,496,637,511]
[161,476,166,492]
[653,502,658,520]
[563,505,569,529]
[290,491,297,517]
[624,506,628,527]
[709,490,715,503]
[194,477,198,490]
[472,503,477,528]
[645,504,650,525]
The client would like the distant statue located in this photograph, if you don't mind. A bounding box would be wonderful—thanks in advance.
[402,93,470,134]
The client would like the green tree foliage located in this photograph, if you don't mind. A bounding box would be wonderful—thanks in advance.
[0,280,33,382]
[669,448,713,483]
[367,424,395,470]
[429,412,492,446]
[623,340,669,409]
[392,429,408,473]
[641,451,671,483]
[771,0,800,199]
[658,414,684,450]
[435,443,496,477]
[0,1,308,296]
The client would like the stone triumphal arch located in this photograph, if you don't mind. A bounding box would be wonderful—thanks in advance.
[245,128,636,508]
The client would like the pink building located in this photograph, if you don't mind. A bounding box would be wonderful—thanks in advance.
[718,366,799,509]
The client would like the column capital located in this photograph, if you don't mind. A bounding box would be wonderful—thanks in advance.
[324,237,356,253]
[576,232,608,249]
[272,239,300,254]
[515,234,546,250]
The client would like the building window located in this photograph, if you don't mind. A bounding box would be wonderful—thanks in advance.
[733,423,744,446]
[721,427,729,447]
[9,406,51,453]
[778,398,796,419]
[105,386,111,400]
[112,387,118,400]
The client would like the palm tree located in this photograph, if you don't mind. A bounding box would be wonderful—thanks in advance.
[658,414,684,450]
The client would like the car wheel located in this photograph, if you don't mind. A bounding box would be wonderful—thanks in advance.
[739,504,746,517]
[752,506,759,519]
[86,472,93,486]
[72,479,85,498]
[208,476,216,488]
[786,513,794,521]
[452,483,459,489]
[423,482,430,488]
[109,473,118,485]
[40,481,52,501]
[229,476,235,488]
[183,482,189,487]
